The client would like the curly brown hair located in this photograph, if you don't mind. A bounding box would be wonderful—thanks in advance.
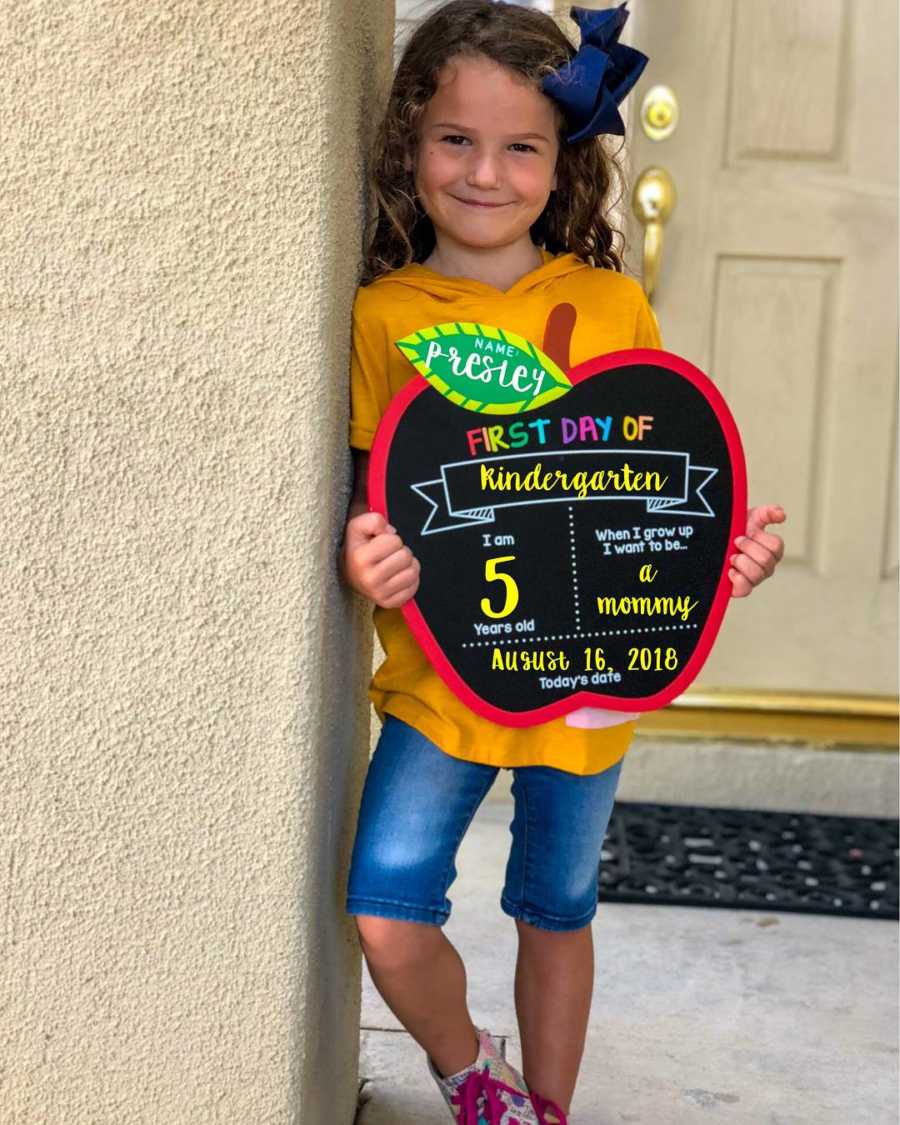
[359,0,628,287]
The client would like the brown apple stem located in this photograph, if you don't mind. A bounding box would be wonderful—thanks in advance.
[541,302,577,374]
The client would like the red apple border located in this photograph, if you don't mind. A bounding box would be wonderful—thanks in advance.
[368,347,748,727]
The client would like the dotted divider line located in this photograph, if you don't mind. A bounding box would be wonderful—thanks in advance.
[567,505,580,631]
[463,624,699,648]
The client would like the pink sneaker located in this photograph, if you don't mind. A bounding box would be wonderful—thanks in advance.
[427,1027,539,1123]
[530,1090,569,1125]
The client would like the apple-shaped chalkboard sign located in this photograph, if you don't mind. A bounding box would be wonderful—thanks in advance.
[368,303,747,728]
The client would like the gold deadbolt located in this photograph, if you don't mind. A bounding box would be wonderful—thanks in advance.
[640,85,678,141]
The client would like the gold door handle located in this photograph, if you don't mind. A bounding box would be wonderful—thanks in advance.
[631,167,676,303]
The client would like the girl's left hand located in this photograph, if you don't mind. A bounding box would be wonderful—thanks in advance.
[729,505,786,597]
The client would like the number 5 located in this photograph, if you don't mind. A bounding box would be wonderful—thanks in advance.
[481,555,519,619]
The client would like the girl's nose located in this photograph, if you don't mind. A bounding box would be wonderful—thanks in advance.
[465,151,502,189]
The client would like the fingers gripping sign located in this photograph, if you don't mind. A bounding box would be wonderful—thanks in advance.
[728,505,787,598]
[343,510,421,609]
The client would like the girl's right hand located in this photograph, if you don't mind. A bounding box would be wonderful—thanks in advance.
[342,511,421,608]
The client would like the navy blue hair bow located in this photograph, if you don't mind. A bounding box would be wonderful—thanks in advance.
[541,3,649,143]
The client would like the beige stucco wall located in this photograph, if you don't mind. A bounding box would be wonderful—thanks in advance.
[1,2,393,1121]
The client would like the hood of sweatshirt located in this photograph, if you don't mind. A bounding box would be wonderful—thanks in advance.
[368,250,591,305]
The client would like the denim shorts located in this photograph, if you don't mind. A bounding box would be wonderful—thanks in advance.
[345,715,624,932]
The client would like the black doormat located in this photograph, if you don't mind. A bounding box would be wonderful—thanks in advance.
[598,801,899,919]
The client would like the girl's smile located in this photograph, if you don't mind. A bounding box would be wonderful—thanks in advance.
[452,197,509,208]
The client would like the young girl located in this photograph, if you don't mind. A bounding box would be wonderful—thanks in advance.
[340,3,786,1122]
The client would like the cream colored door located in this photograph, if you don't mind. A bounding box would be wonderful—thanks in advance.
[619,0,898,697]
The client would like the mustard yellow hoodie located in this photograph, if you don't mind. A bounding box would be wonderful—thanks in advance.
[349,249,662,775]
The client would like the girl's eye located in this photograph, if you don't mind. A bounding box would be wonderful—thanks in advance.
[441,135,470,145]
[510,143,537,153]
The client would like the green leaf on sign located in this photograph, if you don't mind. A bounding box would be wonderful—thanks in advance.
[394,321,571,413]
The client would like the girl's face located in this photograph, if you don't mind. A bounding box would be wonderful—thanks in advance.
[409,54,560,256]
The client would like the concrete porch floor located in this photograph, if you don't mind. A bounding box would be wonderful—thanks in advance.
[353,746,899,1125]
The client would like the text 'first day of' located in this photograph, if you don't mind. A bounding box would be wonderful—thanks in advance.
[466,414,655,456]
